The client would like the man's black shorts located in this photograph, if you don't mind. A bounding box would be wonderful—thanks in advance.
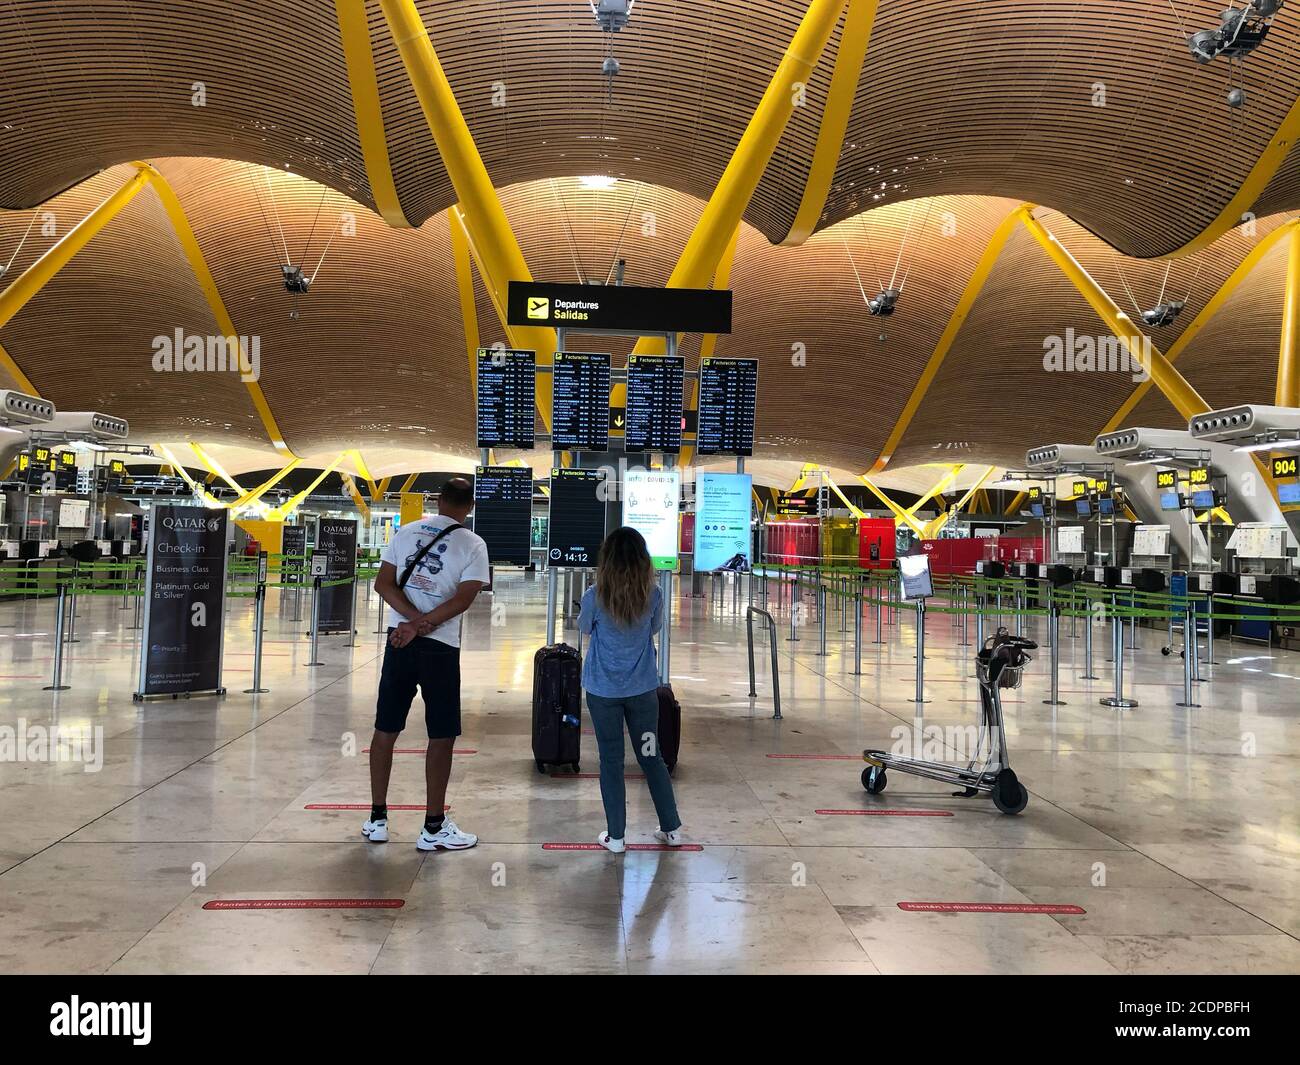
[375,633,461,739]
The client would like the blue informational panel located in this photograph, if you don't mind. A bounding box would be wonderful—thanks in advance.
[694,472,752,572]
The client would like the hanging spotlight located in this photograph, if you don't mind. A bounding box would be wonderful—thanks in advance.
[1141,299,1186,328]
[868,288,900,317]
[1187,2,1283,63]
[281,264,310,294]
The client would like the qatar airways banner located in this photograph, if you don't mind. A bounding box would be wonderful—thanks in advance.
[135,506,228,699]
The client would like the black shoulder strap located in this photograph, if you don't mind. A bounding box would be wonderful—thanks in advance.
[397,523,464,589]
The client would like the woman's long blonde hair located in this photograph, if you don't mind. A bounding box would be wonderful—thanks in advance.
[596,527,655,627]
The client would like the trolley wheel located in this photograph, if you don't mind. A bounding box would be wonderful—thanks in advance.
[991,769,1028,815]
[1160,646,1172,656]
[861,765,887,794]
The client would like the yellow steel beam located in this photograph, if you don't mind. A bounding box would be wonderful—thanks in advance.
[134,162,293,454]
[334,0,410,227]
[0,339,39,396]
[780,0,880,246]
[1152,94,1300,261]
[233,457,303,509]
[633,0,846,358]
[379,0,556,424]
[347,449,381,499]
[1004,490,1028,516]
[681,222,742,465]
[188,442,245,496]
[374,476,392,500]
[155,443,228,508]
[0,168,151,336]
[449,209,483,393]
[1016,206,1211,422]
[341,471,371,522]
[1280,226,1300,408]
[858,475,927,537]
[399,472,419,493]
[869,205,1026,473]
[924,466,995,539]
[904,464,964,517]
[268,454,347,520]
[1103,218,1300,433]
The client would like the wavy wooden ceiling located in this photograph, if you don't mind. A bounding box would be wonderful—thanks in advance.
[1,161,1294,472]
[0,1,1298,255]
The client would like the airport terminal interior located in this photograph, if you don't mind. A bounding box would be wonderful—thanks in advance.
[1,0,1299,979]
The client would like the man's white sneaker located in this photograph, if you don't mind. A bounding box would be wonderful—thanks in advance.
[417,818,478,852]
[362,818,389,843]
[597,831,625,854]
[653,827,684,847]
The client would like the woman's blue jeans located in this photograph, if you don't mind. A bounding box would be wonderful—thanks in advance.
[585,689,682,840]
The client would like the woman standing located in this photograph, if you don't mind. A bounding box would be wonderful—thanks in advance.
[578,527,684,853]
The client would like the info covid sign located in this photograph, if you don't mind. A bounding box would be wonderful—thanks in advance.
[135,506,228,699]
[694,473,753,573]
[623,469,680,571]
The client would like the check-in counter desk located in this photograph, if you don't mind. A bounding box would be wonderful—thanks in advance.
[1220,573,1300,643]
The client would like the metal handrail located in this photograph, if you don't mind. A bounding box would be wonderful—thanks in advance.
[746,606,782,720]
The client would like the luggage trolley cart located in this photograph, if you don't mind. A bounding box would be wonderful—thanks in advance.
[862,627,1035,815]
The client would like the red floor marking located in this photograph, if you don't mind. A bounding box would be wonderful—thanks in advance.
[542,842,704,852]
[816,809,954,817]
[363,748,477,755]
[897,902,1085,915]
[203,898,404,911]
[550,773,645,780]
[304,804,449,811]
[1,675,44,680]
[766,753,860,761]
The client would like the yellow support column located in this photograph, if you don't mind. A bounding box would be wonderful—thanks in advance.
[1279,228,1300,408]
[233,458,303,509]
[1016,207,1210,422]
[857,476,927,537]
[268,455,347,520]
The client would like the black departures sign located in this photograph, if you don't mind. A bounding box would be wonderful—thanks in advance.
[135,506,228,699]
[474,466,534,565]
[476,348,536,450]
[316,518,358,634]
[507,281,732,335]
[547,468,608,568]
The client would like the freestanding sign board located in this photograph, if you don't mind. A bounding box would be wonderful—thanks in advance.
[316,518,357,635]
[281,525,307,584]
[135,506,228,700]
[622,469,680,571]
[695,473,753,572]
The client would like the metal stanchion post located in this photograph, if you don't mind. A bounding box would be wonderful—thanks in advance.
[1070,588,1078,638]
[852,591,862,675]
[1129,592,1140,649]
[307,576,324,666]
[873,580,885,645]
[130,564,143,630]
[1176,600,1201,708]
[816,584,828,656]
[1080,598,1099,680]
[1043,604,1066,705]
[1100,604,1138,709]
[788,574,800,641]
[1013,587,1023,638]
[244,579,270,694]
[910,598,928,703]
[1190,600,1203,683]
[44,582,71,691]
[66,561,80,644]
[960,584,970,647]
[1204,593,1217,666]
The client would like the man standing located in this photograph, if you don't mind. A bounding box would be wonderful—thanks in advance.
[364,476,489,851]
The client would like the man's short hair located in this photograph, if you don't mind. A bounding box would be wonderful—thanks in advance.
[440,477,474,508]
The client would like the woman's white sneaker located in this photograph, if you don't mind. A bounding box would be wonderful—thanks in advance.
[597,831,626,854]
[361,818,389,843]
[653,827,684,847]
[417,818,478,852]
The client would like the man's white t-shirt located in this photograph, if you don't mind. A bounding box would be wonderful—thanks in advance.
[381,515,490,647]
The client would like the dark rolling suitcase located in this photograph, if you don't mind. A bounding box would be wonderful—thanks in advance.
[532,644,582,774]
[657,684,681,774]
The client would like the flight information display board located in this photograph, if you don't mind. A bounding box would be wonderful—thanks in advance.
[547,468,607,568]
[625,354,684,453]
[473,466,533,565]
[476,348,536,450]
[551,351,611,451]
[696,357,758,456]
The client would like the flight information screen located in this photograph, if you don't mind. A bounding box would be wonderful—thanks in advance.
[696,357,758,456]
[476,349,536,450]
[473,466,534,565]
[625,354,684,453]
[547,468,607,568]
[551,351,611,451]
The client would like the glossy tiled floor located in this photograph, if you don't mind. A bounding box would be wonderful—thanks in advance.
[1,573,1297,975]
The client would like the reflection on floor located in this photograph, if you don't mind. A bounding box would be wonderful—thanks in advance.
[0,572,1297,974]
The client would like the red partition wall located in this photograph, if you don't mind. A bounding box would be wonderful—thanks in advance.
[858,519,896,569]
[997,536,1045,563]
[765,519,821,566]
[919,538,985,575]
